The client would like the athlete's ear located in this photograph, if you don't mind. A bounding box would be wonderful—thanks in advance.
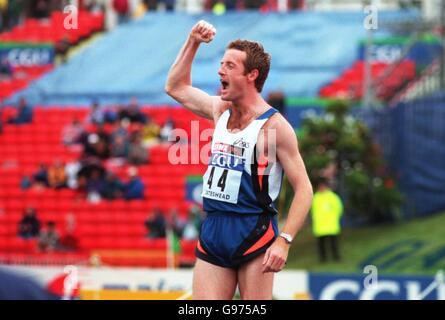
[247,69,259,84]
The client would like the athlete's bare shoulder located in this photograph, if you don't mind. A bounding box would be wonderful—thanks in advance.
[263,110,291,132]
[211,97,231,125]
[262,110,298,151]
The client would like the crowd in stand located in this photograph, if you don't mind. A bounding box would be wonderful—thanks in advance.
[0,0,306,32]
[17,98,176,204]
[145,205,204,241]
[17,202,204,254]
[17,206,78,252]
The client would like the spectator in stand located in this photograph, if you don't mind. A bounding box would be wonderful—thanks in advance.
[169,208,186,239]
[30,0,50,19]
[289,0,305,10]
[159,0,174,11]
[0,0,7,32]
[160,117,175,143]
[144,208,166,238]
[18,207,41,239]
[3,0,25,31]
[113,0,130,25]
[110,119,130,158]
[32,163,49,187]
[123,166,144,200]
[62,118,85,146]
[101,172,123,200]
[38,221,60,252]
[81,132,110,160]
[111,118,130,141]
[86,101,105,125]
[244,0,265,9]
[55,34,70,64]
[48,160,67,189]
[20,175,32,190]
[76,156,105,190]
[59,212,78,252]
[118,98,146,124]
[128,132,149,165]
[65,160,81,189]
[80,132,99,157]
[86,167,105,203]
[111,134,130,159]
[212,1,225,15]
[266,90,286,114]
[95,124,111,159]
[182,206,205,240]
[8,97,33,125]
[141,117,161,148]
[85,0,105,13]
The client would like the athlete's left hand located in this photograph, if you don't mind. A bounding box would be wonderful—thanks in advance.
[262,237,290,273]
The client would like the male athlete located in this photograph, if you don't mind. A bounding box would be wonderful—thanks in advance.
[165,20,313,300]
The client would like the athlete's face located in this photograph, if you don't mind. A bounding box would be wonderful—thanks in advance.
[218,49,257,101]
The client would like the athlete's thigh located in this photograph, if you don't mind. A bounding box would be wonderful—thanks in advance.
[237,253,274,300]
[193,257,238,300]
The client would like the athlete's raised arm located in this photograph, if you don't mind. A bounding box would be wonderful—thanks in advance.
[165,20,227,121]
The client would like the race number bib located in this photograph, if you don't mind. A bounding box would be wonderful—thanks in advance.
[202,153,244,204]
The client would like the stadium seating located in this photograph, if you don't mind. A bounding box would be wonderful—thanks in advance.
[0,11,104,44]
[319,60,416,101]
[0,106,208,267]
[6,11,420,106]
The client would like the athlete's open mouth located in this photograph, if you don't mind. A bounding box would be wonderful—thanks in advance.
[221,80,229,90]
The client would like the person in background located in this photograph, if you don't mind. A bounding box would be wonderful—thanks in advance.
[118,97,147,124]
[86,101,105,125]
[266,90,286,115]
[144,208,166,238]
[18,207,41,239]
[141,117,161,148]
[55,34,71,64]
[59,212,78,252]
[101,172,123,200]
[169,208,186,239]
[48,160,67,189]
[8,97,33,125]
[86,167,105,203]
[128,132,149,165]
[30,0,50,19]
[0,0,7,32]
[38,221,60,252]
[113,0,130,25]
[123,166,144,200]
[311,177,343,263]
[160,117,175,143]
[32,163,49,187]
[85,0,105,13]
[62,118,85,146]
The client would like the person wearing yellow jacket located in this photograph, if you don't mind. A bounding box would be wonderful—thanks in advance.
[311,178,343,262]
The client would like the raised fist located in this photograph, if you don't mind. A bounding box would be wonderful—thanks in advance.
[190,20,216,44]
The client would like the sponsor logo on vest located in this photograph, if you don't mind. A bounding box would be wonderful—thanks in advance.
[210,153,244,171]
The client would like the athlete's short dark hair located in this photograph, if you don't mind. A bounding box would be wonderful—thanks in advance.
[227,39,271,93]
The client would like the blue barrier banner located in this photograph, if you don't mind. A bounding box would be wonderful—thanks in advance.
[357,41,442,67]
[0,42,55,67]
[309,272,444,300]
